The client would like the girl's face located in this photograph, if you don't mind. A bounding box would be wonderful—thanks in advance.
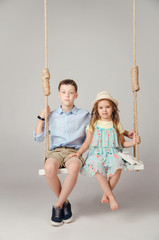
[97,99,113,121]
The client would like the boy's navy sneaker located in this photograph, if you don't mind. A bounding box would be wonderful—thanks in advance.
[62,201,73,223]
[51,206,63,226]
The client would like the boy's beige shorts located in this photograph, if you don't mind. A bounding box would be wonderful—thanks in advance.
[46,147,84,167]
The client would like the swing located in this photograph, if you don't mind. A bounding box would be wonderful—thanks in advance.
[38,0,144,176]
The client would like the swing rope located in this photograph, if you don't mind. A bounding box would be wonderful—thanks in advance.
[131,0,140,161]
[42,0,50,162]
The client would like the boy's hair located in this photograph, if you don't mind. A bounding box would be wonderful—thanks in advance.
[58,79,78,92]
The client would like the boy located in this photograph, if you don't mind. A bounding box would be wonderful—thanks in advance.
[34,79,90,226]
[34,79,134,226]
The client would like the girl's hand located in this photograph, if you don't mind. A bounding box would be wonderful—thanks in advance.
[40,106,51,119]
[69,152,81,159]
[127,130,135,139]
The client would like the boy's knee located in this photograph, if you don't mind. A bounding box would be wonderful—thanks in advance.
[66,158,82,174]
[44,158,59,177]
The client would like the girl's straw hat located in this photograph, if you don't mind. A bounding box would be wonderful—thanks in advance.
[93,91,118,107]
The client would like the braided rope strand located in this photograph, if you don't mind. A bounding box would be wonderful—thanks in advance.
[43,0,50,162]
[132,0,139,162]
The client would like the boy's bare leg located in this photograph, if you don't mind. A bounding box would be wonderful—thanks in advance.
[102,169,122,204]
[44,158,62,198]
[95,172,118,210]
[54,157,82,208]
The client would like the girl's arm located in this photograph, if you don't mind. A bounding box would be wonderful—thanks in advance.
[119,133,140,148]
[78,130,93,155]
[69,130,93,158]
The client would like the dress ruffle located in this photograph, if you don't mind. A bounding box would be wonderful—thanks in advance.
[80,126,134,177]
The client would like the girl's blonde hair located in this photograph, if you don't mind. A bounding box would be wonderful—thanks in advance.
[89,99,121,146]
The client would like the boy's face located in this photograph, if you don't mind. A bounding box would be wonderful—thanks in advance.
[58,84,78,107]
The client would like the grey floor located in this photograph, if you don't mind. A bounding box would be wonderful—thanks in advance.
[1,160,159,240]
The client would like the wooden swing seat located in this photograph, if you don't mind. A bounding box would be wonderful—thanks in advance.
[39,168,67,175]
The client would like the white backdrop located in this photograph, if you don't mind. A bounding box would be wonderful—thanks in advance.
[0,1,159,239]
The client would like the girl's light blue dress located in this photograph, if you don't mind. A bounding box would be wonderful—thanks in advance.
[80,125,133,177]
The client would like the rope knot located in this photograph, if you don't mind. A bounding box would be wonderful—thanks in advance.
[131,65,140,92]
[42,68,51,96]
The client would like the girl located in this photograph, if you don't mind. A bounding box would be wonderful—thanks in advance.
[69,91,140,210]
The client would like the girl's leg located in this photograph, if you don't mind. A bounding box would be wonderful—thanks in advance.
[109,169,122,190]
[54,157,82,208]
[95,172,118,210]
[102,169,122,204]
[44,158,61,198]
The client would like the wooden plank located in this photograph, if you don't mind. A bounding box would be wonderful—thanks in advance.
[39,168,67,175]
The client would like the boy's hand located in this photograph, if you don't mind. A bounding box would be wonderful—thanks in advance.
[133,133,141,145]
[69,152,81,159]
[127,130,135,139]
[40,106,50,119]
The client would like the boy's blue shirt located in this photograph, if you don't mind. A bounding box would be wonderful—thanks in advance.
[34,106,91,150]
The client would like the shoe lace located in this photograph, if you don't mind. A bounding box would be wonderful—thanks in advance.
[63,202,70,215]
[54,207,62,218]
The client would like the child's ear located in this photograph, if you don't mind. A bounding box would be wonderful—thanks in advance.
[76,92,78,99]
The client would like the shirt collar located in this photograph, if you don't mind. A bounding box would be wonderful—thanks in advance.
[58,105,78,115]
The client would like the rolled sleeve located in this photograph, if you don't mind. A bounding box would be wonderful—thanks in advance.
[33,131,44,142]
